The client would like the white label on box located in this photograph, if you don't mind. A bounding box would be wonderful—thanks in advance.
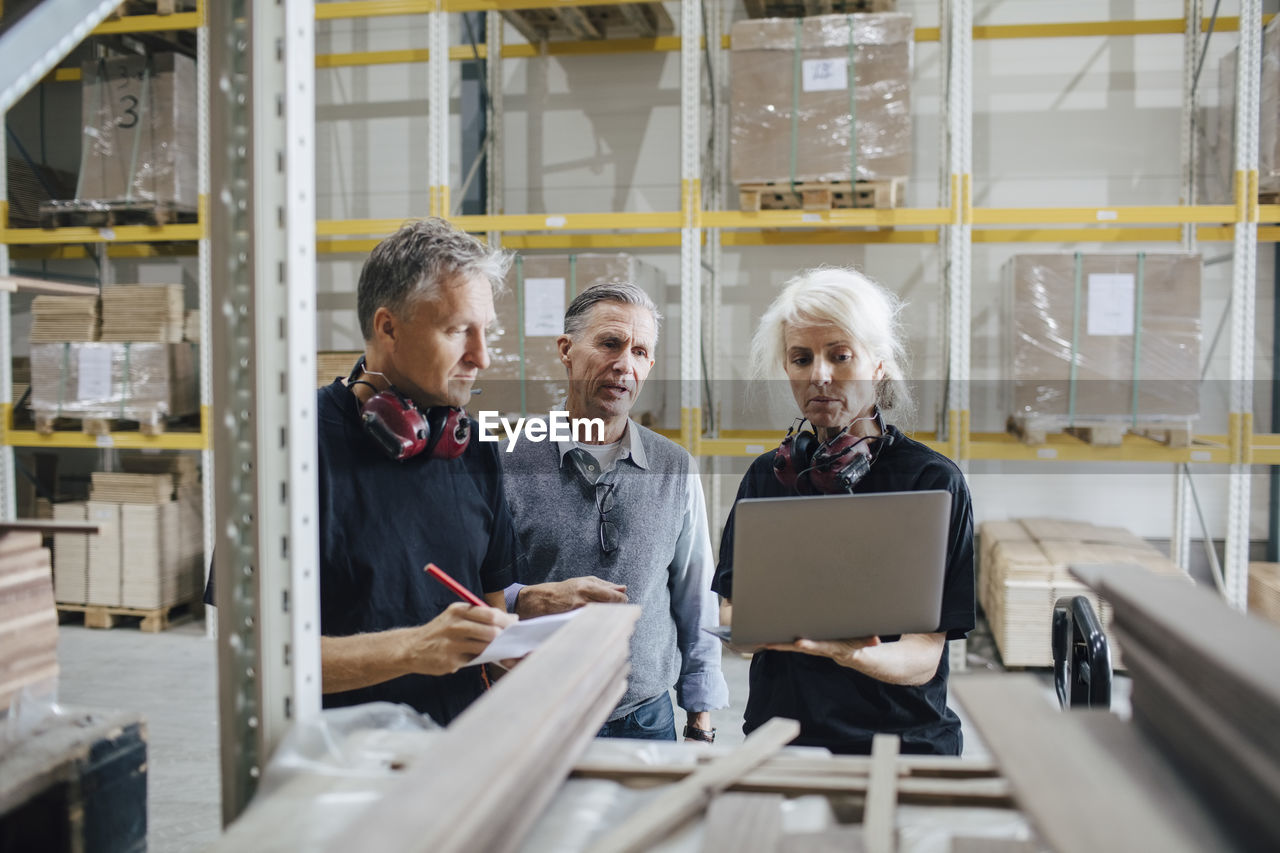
[1087,273,1136,336]
[77,347,114,402]
[802,58,848,92]
[523,277,566,337]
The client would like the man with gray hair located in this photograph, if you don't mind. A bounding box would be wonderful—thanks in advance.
[314,218,520,725]
[502,282,729,742]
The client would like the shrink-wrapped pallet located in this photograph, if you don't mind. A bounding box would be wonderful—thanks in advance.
[29,342,198,425]
[75,52,197,210]
[483,254,668,425]
[1213,17,1280,201]
[1003,253,1202,435]
[730,13,912,187]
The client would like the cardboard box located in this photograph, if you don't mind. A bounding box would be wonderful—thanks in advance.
[730,13,912,186]
[1004,253,1202,428]
[483,254,669,426]
[1211,17,1280,201]
[29,342,198,423]
[76,52,198,209]
[86,502,121,607]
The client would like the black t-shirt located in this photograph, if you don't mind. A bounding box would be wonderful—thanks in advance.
[315,379,519,723]
[711,424,975,755]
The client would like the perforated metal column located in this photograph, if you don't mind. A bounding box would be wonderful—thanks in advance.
[209,0,320,822]
[1225,0,1262,612]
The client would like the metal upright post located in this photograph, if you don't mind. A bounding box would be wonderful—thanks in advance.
[486,9,503,246]
[197,8,217,639]
[1225,0,1262,611]
[0,144,11,521]
[1173,0,1203,572]
[942,0,973,672]
[680,0,702,457]
[208,0,320,822]
[429,3,451,218]
[706,0,727,528]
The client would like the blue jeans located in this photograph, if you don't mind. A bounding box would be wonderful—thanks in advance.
[597,693,676,741]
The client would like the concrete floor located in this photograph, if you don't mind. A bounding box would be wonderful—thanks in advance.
[54,616,1122,851]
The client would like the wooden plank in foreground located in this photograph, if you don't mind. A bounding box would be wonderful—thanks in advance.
[952,674,1239,853]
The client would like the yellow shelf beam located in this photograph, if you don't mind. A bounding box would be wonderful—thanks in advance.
[91,10,202,35]
[971,205,1238,225]
[705,208,952,229]
[0,222,204,245]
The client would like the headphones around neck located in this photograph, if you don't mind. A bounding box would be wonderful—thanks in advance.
[773,409,892,494]
[347,357,471,462]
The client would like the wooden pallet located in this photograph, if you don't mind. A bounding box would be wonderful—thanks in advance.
[502,3,671,42]
[738,179,903,213]
[743,0,896,18]
[111,0,194,16]
[39,199,197,229]
[1007,415,1194,448]
[32,411,179,437]
[57,599,200,633]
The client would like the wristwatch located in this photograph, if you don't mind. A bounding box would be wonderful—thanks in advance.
[683,724,716,743]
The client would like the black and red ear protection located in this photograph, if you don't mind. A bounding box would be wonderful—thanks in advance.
[773,411,891,494]
[347,357,470,462]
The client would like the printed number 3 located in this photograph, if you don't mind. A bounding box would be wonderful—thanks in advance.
[118,95,139,129]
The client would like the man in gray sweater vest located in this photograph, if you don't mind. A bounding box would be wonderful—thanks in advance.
[501,282,729,742]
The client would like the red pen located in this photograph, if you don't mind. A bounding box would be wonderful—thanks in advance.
[425,562,487,608]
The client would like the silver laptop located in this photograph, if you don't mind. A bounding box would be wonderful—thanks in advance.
[716,490,952,645]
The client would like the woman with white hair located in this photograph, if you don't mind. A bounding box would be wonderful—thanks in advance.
[711,267,975,755]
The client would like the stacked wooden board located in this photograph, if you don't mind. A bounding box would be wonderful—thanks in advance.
[0,530,58,713]
[28,295,100,342]
[1071,563,1280,850]
[978,518,1190,667]
[1248,561,1280,626]
[183,309,201,343]
[100,284,186,342]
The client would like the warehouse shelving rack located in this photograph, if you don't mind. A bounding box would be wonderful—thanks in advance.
[303,0,1271,606]
[0,2,216,632]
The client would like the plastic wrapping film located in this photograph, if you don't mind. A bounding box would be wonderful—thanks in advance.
[1003,253,1202,428]
[76,52,198,209]
[729,13,912,186]
[483,253,669,426]
[1210,16,1280,202]
[28,342,198,421]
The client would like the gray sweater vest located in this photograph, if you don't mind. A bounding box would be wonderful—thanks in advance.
[503,426,691,719]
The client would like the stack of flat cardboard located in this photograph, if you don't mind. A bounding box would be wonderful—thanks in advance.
[51,502,89,604]
[100,284,185,343]
[28,295,100,342]
[183,309,201,344]
[85,502,122,607]
[1249,562,1280,627]
[90,472,173,503]
[0,530,58,713]
[12,357,30,404]
[979,518,1190,668]
[316,351,361,388]
[86,470,199,609]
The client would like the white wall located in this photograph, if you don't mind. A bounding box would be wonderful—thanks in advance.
[304,0,1280,540]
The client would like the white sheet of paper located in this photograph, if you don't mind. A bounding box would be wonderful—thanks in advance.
[77,346,114,402]
[523,277,566,337]
[467,609,582,666]
[802,58,848,92]
[1087,273,1136,336]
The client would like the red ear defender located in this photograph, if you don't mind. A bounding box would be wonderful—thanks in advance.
[348,357,472,461]
[773,419,820,491]
[425,407,471,460]
[806,432,873,494]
